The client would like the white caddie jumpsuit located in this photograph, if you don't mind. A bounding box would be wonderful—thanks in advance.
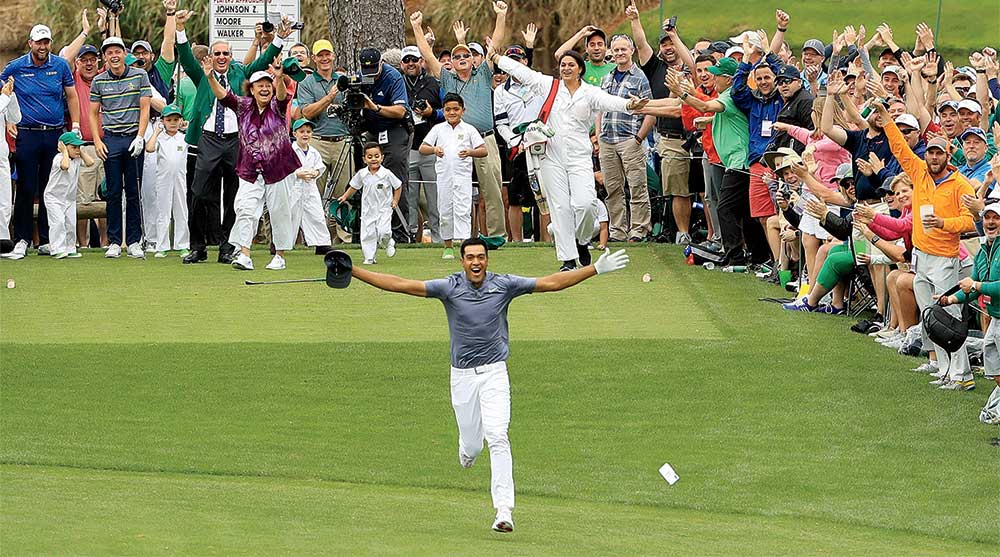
[497,56,632,262]
[291,142,333,248]
[348,166,402,261]
[422,120,484,242]
[0,91,22,240]
[151,131,190,251]
[42,154,82,255]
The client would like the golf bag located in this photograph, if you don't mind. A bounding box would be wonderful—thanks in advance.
[921,285,969,354]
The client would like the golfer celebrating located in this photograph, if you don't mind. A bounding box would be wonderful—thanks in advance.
[350,238,630,532]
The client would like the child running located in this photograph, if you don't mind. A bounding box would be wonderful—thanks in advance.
[339,143,402,264]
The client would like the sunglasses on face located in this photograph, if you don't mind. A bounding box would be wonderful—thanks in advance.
[899,128,918,135]
[775,78,795,85]
[213,51,231,57]
[402,56,420,63]
[453,53,472,60]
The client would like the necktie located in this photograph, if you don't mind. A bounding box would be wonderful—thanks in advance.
[215,73,228,135]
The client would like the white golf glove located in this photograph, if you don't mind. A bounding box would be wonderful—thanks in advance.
[128,137,144,157]
[594,248,629,274]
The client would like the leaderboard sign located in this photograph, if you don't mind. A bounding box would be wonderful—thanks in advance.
[210,0,302,60]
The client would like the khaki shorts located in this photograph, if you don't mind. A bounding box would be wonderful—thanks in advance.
[656,137,690,196]
[76,145,105,204]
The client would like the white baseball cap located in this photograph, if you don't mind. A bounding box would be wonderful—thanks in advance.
[401,46,421,59]
[100,36,126,53]
[958,98,983,114]
[894,113,920,130]
[29,24,52,41]
[724,46,744,58]
[248,70,273,84]
[881,65,904,77]
[729,31,762,51]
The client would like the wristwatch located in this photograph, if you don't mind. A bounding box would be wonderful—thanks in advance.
[871,235,881,244]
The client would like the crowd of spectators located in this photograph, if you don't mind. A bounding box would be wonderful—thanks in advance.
[1,1,999,424]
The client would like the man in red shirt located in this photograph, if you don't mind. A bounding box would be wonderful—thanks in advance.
[681,54,722,242]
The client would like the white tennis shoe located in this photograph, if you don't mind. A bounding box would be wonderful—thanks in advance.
[458,447,476,469]
[492,507,514,533]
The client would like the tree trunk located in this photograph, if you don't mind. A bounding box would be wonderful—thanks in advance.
[326,0,405,71]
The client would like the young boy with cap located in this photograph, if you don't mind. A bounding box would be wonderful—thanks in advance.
[339,143,402,264]
[44,132,95,258]
[145,105,190,257]
[290,118,333,253]
[419,93,487,259]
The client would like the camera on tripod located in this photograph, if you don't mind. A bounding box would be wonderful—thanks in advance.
[100,0,125,15]
[337,75,374,111]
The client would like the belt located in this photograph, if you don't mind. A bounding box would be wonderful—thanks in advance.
[317,135,347,142]
[104,130,136,137]
[660,132,685,140]
[204,131,238,140]
[450,361,507,376]
[480,130,494,137]
[17,124,63,131]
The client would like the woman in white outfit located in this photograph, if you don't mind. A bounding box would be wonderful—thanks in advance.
[489,40,646,270]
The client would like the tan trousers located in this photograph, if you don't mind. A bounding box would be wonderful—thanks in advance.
[310,137,353,243]
[600,138,651,240]
[474,134,507,239]
[76,145,105,203]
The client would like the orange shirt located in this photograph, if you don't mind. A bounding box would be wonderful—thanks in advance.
[73,71,102,141]
[885,120,976,258]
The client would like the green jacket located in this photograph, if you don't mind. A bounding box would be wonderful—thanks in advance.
[177,39,281,146]
[955,239,1000,317]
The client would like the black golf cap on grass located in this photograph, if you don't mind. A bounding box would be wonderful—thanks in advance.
[325,250,353,289]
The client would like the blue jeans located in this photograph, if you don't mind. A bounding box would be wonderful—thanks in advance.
[12,128,61,244]
[103,134,143,245]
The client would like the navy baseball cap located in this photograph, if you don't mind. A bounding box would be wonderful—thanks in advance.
[358,47,381,76]
[77,44,99,59]
[776,64,801,81]
[324,250,353,289]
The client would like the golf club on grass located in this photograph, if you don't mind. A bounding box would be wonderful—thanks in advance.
[243,250,354,288]
[245,278,325,286]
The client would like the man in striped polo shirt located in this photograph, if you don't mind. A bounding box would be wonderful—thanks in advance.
[90,36,152,259]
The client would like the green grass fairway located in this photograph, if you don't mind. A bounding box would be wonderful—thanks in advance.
[2,245,998,555]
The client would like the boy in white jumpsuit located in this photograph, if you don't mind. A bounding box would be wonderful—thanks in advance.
[290,119,333,252]
[144,105,190,258]
[44,132,95,258]
[140,85,168,252]
[349,237,631,533]
[492,45,645,271]
[0,77,20,245]
[339,143,402,264]
[419,93,487,259]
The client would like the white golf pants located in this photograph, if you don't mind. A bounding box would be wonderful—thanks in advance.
[154,174,190,251]
[360,205,392,261]
[140,147,158,245]
[0,153,12,241]
[229,174,295,251]
[450,360,514,510]
[538,155,598,262]
[43,200,76,254]
[913,249,973,382]
[437,176,472,242]
[289,180,332,247]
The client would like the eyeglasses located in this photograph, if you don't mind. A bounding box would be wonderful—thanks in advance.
[955,87,970,95]
[899,128,918,135]
[775,78,795,85]
[213,51,231,57]
[402,56,420,63]
[453,53,472,60]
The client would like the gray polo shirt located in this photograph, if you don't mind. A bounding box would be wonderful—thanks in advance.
[439,64,494,134]
[295,71,349,137]
[89,66,151,134]
[425,272,536,368]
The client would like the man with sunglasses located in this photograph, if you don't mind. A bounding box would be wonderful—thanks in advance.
[410,2,510,241]
[174,11,288,264]
[769,65,813,153]
[401,45,443,242]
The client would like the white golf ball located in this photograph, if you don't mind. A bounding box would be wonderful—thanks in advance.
[642,273,652,283]
[6,278,15,289]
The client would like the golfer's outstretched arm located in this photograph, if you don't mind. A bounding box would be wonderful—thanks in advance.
[352,267,428,297]
[534,249,630,293]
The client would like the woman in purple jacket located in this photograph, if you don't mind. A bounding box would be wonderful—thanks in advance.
[203,57,300,271]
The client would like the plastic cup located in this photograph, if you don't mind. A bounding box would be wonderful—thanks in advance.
[779,270,792,287]
[920,204,935,231]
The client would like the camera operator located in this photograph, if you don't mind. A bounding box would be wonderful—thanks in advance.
[357,47,412,243]
[293,39,352,243]
[400,45,442,242]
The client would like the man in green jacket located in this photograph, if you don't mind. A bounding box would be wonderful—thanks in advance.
[939,202,1000,419]
[174,11,289,264]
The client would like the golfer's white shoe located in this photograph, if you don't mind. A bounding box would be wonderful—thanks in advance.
[386,238,396,257]
[37,243,51,255]
[126,243,145,259]
[912,362,938,374]
[105,244,122,258]
[492,507,514,533]
[232,253,254,270]
[265,254,286,270]
[2,240,28,259]
[458,447,476,469]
